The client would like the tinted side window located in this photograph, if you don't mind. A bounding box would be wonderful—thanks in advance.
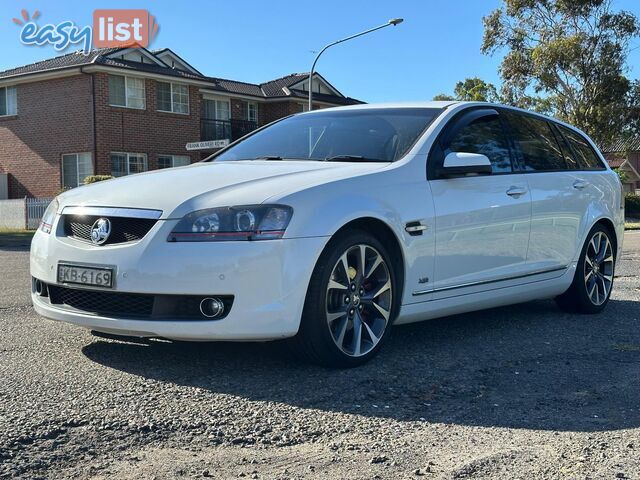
[504,112,567,171]
[558,126,605,170]
[549,123,578,169]
[444,115,512,173]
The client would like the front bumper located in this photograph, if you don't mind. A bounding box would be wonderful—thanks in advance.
[30,218,328,341]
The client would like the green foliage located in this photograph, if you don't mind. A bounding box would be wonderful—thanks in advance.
[614,168,630,184]
[433,77,500,103]
[432,93,456,101]
[454,77,500,102]
[482,0,639,146]
[626,194,640,214]
[83,175,114,185]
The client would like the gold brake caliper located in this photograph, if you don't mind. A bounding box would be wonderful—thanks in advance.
[348,266,357,281]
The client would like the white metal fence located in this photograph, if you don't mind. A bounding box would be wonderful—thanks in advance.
[0,197,53,230]
[26,198,53,229]
[0,174,7,200]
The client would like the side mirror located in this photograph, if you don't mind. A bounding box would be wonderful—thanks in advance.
[439,152,492,177]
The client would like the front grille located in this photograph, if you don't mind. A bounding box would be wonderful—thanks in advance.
[49,285,154,317]
[63,215,157,244]
[44,283,233,321]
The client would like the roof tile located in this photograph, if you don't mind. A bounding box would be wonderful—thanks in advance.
[603,137,640,153]
[0,48,362,104]
[0,48,121,79]
[259,73,308,96]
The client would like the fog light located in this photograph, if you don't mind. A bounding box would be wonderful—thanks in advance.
[199,297,225,318]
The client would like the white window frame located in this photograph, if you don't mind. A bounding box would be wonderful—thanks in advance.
[247,102,258,123]
[215,99,231,120]
[61,152,93,188]
[0,86,17,116]
[109,75,146,109]
[110,152,148,177]
[157,154,191,169]
[156,81,189,114]
[202,96,231,120]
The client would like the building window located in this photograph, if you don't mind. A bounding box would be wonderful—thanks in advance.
[202,98,233,141]
[247,102,258,123]
[216,100,230,120]
[0,86,17,116]
[109,75,145,109]
[62,153,93,188]
[156,82,189,114]
[111,153,147,177]
[158,155,191,169]
[202,98,230,120]
[299,103,309,112]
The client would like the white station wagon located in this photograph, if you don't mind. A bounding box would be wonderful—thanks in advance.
[31,102,624,367]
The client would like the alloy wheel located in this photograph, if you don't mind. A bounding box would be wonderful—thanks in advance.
[584,231,614,306]
[325,244,392,357]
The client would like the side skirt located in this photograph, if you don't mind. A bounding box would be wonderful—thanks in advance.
[395,265,575,325]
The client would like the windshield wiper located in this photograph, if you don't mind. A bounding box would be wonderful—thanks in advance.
[253,155,284,161]
[323,155,388,163]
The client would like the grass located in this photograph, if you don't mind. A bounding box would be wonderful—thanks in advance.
[626,217,640,231]
[0,229,35,248]
[0,228,35,235]
[613,343,640,352]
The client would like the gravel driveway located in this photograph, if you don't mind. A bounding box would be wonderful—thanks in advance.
[1,233,639,479]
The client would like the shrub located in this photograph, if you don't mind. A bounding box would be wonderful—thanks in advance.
[614,168,630,184]
[626,194,640,215]
[54,186,72,196]
[83,175,114,185]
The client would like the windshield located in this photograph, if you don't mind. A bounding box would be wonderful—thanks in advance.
[213,107,442,162]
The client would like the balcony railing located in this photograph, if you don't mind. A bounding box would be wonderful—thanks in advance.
[201,119,258,142]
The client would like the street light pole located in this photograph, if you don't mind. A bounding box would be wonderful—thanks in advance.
[308,18,403,111]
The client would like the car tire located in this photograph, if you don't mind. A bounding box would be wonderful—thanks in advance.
[555,224,616,314]
[289,229,398,368]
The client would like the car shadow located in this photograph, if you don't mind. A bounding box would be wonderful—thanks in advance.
[82,298,640,433]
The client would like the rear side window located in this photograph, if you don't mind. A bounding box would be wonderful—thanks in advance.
[444,114,513,173]
[549,124,579,170]
[504,112,566,171]
[558,125,605,170]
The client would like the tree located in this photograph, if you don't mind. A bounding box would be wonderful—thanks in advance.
[481,0,639,146]
[432,78,499,102]
[623,79,640,138]
[432,93,455,101]
[454,77,500,102]
[614,168,629,184]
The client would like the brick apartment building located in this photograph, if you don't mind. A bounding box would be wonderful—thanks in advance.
[0,47,362,199]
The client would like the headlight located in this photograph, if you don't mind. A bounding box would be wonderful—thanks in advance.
[39,198,59,234]
[168,205,293,242]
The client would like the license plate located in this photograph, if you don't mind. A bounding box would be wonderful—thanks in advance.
[57,264,113,288]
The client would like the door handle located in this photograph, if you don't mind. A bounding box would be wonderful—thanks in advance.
[506,186,527,197]
[573,180,588,190]
[405,221,427,236]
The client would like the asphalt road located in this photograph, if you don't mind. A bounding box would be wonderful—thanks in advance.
[1,233,639,479]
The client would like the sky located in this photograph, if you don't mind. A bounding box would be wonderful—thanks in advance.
[2,0,640,103]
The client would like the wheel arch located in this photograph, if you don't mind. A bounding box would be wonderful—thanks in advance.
[331,217,406,309]
[593,217,618,257]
